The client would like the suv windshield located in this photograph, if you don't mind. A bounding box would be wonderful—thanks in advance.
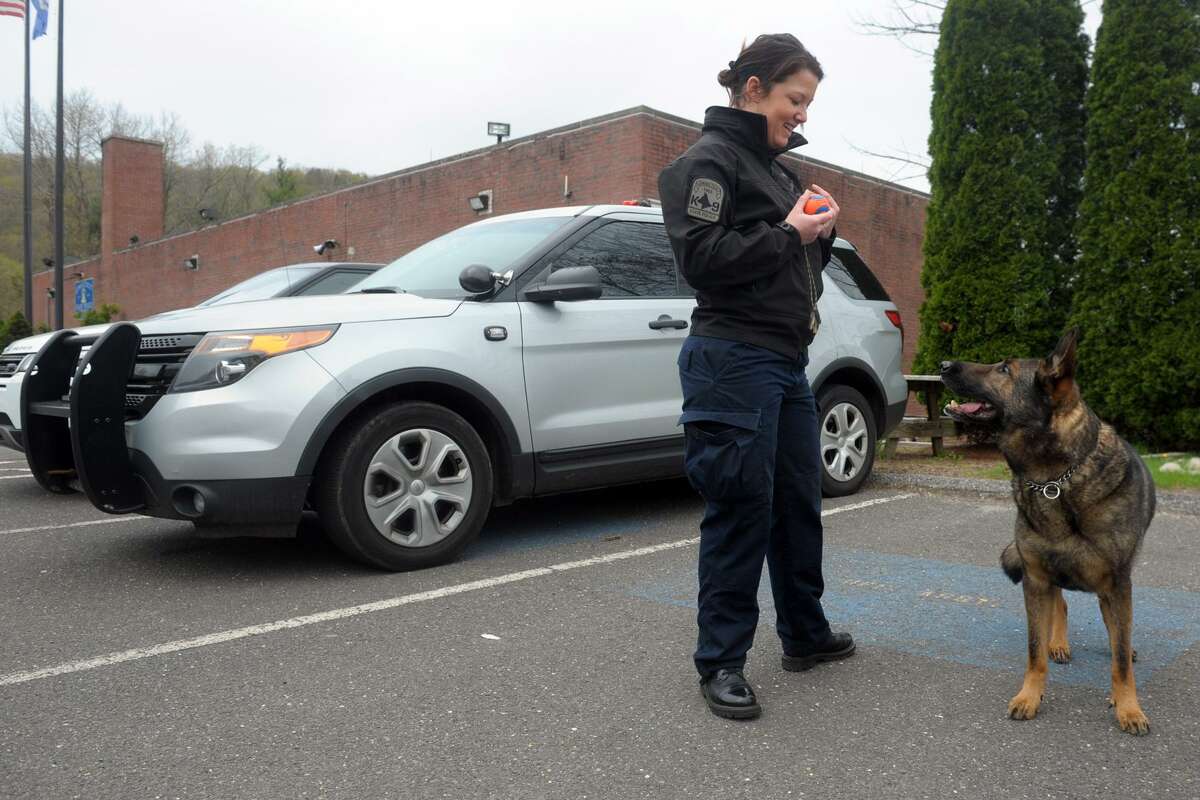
[196,265,324,307]
[355,216,572,298]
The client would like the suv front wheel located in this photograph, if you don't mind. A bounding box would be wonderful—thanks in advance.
[817,384,877,497]
[316,402,494,571]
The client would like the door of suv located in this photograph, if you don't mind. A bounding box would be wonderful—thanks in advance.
[518,217,695,471]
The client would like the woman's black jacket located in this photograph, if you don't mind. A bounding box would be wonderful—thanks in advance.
[658,105,835,360]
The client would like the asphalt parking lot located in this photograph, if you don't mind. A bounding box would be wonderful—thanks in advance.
[1,454,1198,800]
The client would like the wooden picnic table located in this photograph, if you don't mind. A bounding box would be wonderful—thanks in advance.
[881,374,961,458]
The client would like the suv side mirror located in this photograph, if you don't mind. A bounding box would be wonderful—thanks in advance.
[459,264,497,294]
[524,266,603,303]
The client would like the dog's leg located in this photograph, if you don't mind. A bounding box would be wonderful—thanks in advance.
[1098,581,1149,735]
[1009,578,1053,721]
[1048,587,1071,663]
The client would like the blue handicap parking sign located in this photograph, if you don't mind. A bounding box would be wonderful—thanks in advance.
[74,279,94,314]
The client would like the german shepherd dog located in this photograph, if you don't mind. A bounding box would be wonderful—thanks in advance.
[940,329,1156,735]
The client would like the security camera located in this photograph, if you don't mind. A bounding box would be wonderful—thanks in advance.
[42,257,53,267]
[198,208,216,221]
[314,239,339,256]
[129,234,140,245]
[183,255,199,271]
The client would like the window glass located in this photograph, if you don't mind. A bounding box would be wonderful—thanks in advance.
[825,256,866,300]
[196,265,323,306]
[831,247,891,302]
[296,270,372,296]
[550,221,679,298]
[357,216,571,299]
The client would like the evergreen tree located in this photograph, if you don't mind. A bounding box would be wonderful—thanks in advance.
[1070,0,1200,449]
[915,0,1088,372]
[4,311,32,347]
[264,157,304,206]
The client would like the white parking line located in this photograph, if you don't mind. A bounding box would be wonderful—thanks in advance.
[0,460,26,465]
[0,517,152,536]
[0,475,33,481]
[0,493,916,688]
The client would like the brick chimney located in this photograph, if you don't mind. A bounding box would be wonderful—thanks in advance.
[101,136,164,257]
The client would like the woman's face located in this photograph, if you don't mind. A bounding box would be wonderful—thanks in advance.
[742,69,820,150]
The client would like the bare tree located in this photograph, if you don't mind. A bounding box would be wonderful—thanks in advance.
[855,0,945,57]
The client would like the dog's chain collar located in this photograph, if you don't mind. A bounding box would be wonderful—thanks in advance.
[1025,466,1075,500]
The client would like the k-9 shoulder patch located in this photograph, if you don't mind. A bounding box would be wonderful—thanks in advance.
[687,178,724,222]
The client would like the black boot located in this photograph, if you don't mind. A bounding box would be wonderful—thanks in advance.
[699,668,761,719]
[781,632,856,672]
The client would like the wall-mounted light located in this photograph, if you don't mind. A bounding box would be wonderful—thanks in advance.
[41,257,53,268]
[198,208,216,222]
[71,271,85,280]
[314,239,339,256]
[468,189,493,214]
[129,234,140,246]
[183,255,199,271]
[487,121,510,145]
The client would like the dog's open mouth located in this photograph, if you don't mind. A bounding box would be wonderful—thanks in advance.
[945,399,998,422]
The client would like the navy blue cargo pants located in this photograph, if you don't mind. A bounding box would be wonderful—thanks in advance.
[677,334,832,677]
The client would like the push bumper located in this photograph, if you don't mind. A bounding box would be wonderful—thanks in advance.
[0,418,21,452]
[21,323,310,528]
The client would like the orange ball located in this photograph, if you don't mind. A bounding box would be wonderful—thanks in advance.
[803,195,830,215]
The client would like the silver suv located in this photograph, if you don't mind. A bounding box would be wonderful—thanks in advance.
[0,261,380,451]
[20,205,905,571]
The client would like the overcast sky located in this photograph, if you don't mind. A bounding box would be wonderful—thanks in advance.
[2,1,1101,195]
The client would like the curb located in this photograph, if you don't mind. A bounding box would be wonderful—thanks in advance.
[868,470,1200,517]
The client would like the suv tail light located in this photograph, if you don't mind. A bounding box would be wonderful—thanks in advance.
[885,309,904,349]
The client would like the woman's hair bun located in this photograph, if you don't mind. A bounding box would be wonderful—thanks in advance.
[717,34,823,106]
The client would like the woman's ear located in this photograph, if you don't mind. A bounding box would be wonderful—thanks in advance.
[743,76,764,105]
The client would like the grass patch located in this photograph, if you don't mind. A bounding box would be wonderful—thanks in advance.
[1142,454,1200,492]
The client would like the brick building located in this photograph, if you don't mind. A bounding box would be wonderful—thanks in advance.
[32,105,928,368]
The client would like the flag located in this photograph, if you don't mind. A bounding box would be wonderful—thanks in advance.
[0,0,24,20]
[30,0,46,37]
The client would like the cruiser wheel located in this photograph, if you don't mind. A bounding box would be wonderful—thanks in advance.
[817,384,877,497]
[316,402,493,571]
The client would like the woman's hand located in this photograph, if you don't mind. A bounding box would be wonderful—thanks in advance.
[809,184,840,239]
[785,190,834,244]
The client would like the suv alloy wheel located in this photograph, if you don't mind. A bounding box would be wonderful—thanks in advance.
[316,402,494,570]
[817,384,877,497]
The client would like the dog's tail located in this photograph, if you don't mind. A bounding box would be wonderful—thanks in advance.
[1000,542,1024,584]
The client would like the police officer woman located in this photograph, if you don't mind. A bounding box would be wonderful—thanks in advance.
[658,33,853,720]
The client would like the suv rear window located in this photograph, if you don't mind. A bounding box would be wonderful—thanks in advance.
[828,248,891,302]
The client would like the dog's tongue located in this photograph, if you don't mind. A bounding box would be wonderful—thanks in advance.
[958,402,986,414]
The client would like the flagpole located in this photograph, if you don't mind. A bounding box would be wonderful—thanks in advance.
[53,0,63,329]
[22,0,33,322]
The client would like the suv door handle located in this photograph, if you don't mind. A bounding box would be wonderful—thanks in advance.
[648,316,688,330]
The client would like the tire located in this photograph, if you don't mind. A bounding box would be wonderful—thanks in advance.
[315,402,494,571]
[817,384,877,497]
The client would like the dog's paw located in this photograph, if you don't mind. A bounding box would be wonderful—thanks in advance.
[1049,643,1072,663]
[1116,704,1150,736]
[1007,691,1042,721]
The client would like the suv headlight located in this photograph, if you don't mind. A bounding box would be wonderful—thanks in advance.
[14,354,35,373]
[170,325,338,393]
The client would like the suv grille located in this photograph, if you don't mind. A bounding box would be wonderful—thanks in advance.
[125,333,204,419]
[0,354,24,379]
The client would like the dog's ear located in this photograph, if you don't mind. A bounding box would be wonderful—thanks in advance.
[1037,328,1079,404]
